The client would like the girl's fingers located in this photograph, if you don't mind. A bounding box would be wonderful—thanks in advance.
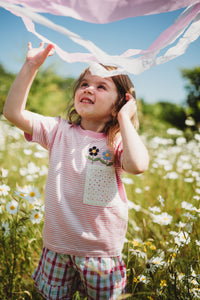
[39,42,44,48]
[27,42,32,50]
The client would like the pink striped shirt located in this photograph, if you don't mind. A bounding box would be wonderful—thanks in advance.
[25,113,128,257]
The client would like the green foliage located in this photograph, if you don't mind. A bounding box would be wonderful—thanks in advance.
[140,100,187,132]
[0,65,15,114]
[0,65,74,117]
[181,66,200,128]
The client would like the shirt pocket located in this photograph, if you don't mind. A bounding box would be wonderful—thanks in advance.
[83,164,121,207]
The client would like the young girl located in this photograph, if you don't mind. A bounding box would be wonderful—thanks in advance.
[3,43,149,300]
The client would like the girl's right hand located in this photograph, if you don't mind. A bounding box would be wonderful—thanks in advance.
[26,42,55,69]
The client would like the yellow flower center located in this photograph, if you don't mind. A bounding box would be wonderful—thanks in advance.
[92,149,96,154]
[34,214,39,219]
[0,188,4,191]
[105,153,110,157]
[10,205,15,210]
[20,193,24,197]
[30,192,35,197]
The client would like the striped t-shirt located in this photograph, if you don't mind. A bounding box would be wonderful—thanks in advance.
[25,113,128,257]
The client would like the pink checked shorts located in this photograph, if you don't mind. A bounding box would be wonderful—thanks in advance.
[32,246,127,300]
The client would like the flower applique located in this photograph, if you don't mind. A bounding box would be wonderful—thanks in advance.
[87,146,113,166]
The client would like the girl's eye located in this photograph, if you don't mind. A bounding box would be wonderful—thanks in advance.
[80,82,88,87]
[98,85,106,90]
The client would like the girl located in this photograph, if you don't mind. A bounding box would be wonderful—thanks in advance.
[3,43,149,300]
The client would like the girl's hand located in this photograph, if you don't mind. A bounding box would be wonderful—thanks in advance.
[118,93,137,120]
[26,42,55,69]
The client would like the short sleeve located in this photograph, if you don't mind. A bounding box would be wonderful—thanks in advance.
[24,113,60,150]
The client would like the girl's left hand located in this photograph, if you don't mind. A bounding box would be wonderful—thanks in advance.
[118,93,137,120]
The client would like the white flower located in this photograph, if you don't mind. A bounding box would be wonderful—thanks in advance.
[158,195,165,206]
[19,167,28,176]
[149,206,161,213]
[122,177,134,185]
[181,201,194,211]
[176,137,187,145]
[147,256,165,273]
[195,240,200,246]
[27,162,40,175]
[1,168,9,178]
[128,200,141,211]
[135,188,142,194]
[164,172,178,180]
[175,221,186,228]
[30,210,43,224]
[185,119,195,126]
[152,212,173,225]
[167,128,183,136]
[138,275,150,284]
[184,178,194,183]
[195,188,200,194]
[194,133,200,142]
[34,151,48,158]
[24,186,41,203]
[23,149,32,155]
[174,231,191,246]
[1,221,10,236]
[131,249,147,259]
[6,200,19,215]
[39,165,48,176]
[0,184,10,196]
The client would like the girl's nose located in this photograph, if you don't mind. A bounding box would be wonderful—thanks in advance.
[84,86,94,94]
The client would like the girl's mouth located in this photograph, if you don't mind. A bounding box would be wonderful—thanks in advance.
[80,97,94,104]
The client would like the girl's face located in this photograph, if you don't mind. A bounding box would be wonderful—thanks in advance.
[74,71,118,131]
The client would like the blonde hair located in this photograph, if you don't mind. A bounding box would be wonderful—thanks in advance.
[66,65,139,151]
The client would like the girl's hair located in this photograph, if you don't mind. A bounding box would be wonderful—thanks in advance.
[66,65,139,150]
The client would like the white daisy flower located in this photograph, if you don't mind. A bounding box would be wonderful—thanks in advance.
[1,168,9,178]
[30,210,43,224]
[24,186,41,203]
[138,275,150,284]
[174,231,191,246]
[6,200,19,215]
[0,184,11,196]
[1,221,10,236]
[122,177,134,185]
[152,212,173,225]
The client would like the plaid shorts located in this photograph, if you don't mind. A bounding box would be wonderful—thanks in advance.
[32,246,127,300]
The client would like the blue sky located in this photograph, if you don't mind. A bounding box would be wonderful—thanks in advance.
[0,6,200,105]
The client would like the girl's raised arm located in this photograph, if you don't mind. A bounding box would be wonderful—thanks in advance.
[118,93,149,175]
[3,43,54,135]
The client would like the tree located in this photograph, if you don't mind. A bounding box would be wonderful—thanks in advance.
[181,67,200,128]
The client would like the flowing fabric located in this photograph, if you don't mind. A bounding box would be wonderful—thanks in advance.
[0,0,200,76]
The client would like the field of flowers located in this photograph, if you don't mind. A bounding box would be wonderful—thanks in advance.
[0,115,200,299]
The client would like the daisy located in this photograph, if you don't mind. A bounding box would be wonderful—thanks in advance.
[1,221,10,236]
[149,206,161,213]
[1,168,9,178]
[24,186,41,203]
[30,210,43,224]
[151,212,173,225]
[138,275,150,284]
[6,200,19,215]
[122,177,134,185]
[174,231,191,246]
[0,184,10,196]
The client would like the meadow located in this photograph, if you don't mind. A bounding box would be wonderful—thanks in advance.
[0,112,200,299]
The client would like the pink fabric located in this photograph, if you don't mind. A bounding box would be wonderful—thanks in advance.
[1,1,200,75]
[24,113,128,257]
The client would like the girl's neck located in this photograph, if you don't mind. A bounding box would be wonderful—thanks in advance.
[80,120,105,133]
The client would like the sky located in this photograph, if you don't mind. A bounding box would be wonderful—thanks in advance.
[0,5,200,105]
